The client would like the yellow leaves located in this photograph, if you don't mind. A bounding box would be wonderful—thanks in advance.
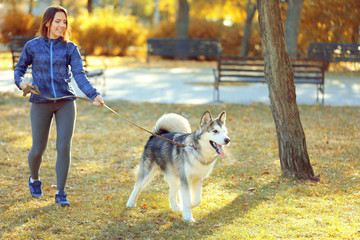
[159,223,171,231]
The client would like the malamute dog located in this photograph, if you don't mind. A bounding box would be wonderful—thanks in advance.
[126,111,230,222]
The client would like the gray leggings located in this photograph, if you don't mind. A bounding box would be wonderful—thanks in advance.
[28,100,76,191]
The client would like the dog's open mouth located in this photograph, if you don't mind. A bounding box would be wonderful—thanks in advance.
[210,141,225,157]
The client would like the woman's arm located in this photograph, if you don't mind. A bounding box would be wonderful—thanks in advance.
[14,42,33,90]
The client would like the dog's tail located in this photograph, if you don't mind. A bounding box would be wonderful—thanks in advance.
[153,113,191,135]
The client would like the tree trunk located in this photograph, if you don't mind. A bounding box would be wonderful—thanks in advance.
[257,0,318,181]
[284,0,304,58]
[28,0,34,15]
[153,0,160,26]
[176,0,189,39]
[88,0,93,14]
[240,0,257,57]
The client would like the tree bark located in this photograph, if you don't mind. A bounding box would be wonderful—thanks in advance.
[241,0,257,57]
[88,0,93,14]
[153,0,160,26]
[257,0,318,181]
[284,0,304,58]
[176,0,189,39]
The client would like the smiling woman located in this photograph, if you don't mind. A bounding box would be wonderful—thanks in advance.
[37,6,70,42]
[13,6,105,208]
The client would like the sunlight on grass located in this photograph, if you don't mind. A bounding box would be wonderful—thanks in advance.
[1,92,360,239]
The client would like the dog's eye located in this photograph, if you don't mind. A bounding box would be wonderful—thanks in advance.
[213,130,219,134]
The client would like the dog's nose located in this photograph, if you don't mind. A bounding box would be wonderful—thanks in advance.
[224,138,230,144]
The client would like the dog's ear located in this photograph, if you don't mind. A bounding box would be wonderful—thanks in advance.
[217,111,226,124]
[200,111,212,126]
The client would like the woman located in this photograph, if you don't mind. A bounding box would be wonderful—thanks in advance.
[14,6,104,207]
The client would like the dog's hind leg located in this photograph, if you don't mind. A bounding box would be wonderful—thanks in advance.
[164,173,181,212]
[126,164,158,208]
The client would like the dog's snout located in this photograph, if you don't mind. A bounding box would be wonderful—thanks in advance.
[224,138,230,144]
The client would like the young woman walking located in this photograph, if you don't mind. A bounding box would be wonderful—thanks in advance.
[14,6,104,207]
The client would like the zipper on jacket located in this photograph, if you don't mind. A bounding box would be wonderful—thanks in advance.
[50,40,57,101]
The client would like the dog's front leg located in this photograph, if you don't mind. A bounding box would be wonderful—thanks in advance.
[190,179,203,208]
[180,179,195,222]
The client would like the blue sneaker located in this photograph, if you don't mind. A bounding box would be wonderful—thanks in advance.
[28,177,43,198]
[55,190,70,207]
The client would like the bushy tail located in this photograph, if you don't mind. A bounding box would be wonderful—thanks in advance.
[153,113,191,135]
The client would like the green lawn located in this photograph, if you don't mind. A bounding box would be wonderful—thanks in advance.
[1,92,359,239]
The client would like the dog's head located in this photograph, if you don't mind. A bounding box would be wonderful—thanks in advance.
[198,111,230,157]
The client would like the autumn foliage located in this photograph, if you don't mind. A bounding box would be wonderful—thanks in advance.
[0,0,359,57]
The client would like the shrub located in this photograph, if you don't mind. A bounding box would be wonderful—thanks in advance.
[0,12,40,44]
[71,8,147,56]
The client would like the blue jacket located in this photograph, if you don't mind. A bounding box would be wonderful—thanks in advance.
[14,37,99,103]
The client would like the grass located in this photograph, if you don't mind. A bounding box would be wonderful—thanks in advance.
[1,91,359,239]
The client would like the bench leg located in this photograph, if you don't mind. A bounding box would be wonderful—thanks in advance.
[317,84,324,105]
[213,81,220,102]
[102,73,106,96]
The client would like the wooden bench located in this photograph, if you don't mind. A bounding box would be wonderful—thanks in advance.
[147,38,221,64]
[308,42,360,63]
[213,56,325,103]
[10,36,106,95]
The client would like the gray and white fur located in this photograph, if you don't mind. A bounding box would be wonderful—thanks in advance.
[126,111,230,222]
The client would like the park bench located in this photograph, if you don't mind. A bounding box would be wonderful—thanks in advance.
[147,38,221,64]
[308,42,360,63]
[213,56,325,103]
[10,36,106,95]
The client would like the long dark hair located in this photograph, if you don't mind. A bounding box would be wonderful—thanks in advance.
[36,6,70,42]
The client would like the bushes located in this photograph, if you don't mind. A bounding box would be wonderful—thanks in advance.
[0,12,40,44]
[1,10,260,57]
[71,9,147,56]
[1,9,147,57]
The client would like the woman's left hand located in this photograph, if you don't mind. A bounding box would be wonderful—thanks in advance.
[93,95,105,107]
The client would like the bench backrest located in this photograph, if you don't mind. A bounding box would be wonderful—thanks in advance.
[10,36,91,71]
[147,38,220,57]
[217,56,325,84]
[10,36,34,70]
[308,42,360,62]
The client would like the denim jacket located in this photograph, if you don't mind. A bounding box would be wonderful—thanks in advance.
[14,37,99,103]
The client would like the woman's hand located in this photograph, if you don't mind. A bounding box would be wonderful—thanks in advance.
[93,95,105,107]
[20,82,39,95]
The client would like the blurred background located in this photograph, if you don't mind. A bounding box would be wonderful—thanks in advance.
[0,0,359,65]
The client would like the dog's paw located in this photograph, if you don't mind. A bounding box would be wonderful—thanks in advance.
[183,217,196,223]
[126,202,136,208]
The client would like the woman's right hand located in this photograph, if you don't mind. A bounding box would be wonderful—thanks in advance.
[20,82,39,95]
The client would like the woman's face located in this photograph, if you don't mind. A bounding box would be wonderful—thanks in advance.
[47,11,67,39]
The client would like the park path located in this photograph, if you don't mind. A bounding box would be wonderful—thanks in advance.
[1,68,359,106]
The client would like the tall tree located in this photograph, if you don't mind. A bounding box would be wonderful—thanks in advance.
[176,0,189,39]
[240,0,257,57]
[153,0,160,25]
[88,0,93,13]
[257,0,318,181]
[28,0,34,15]
[284,0,304,58]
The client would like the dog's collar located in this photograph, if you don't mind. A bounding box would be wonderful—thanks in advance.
[186,144,217,166]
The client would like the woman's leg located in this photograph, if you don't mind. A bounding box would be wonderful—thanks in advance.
[28,103,54,179]
[54,100,76,191]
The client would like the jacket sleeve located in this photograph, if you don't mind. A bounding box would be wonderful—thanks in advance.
[69,46,100,100]
[14,42,32,90]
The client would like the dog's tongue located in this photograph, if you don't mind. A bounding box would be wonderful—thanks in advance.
[217,144,225,157]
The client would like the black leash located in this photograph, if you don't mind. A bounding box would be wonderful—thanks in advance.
[23,85,186,148]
